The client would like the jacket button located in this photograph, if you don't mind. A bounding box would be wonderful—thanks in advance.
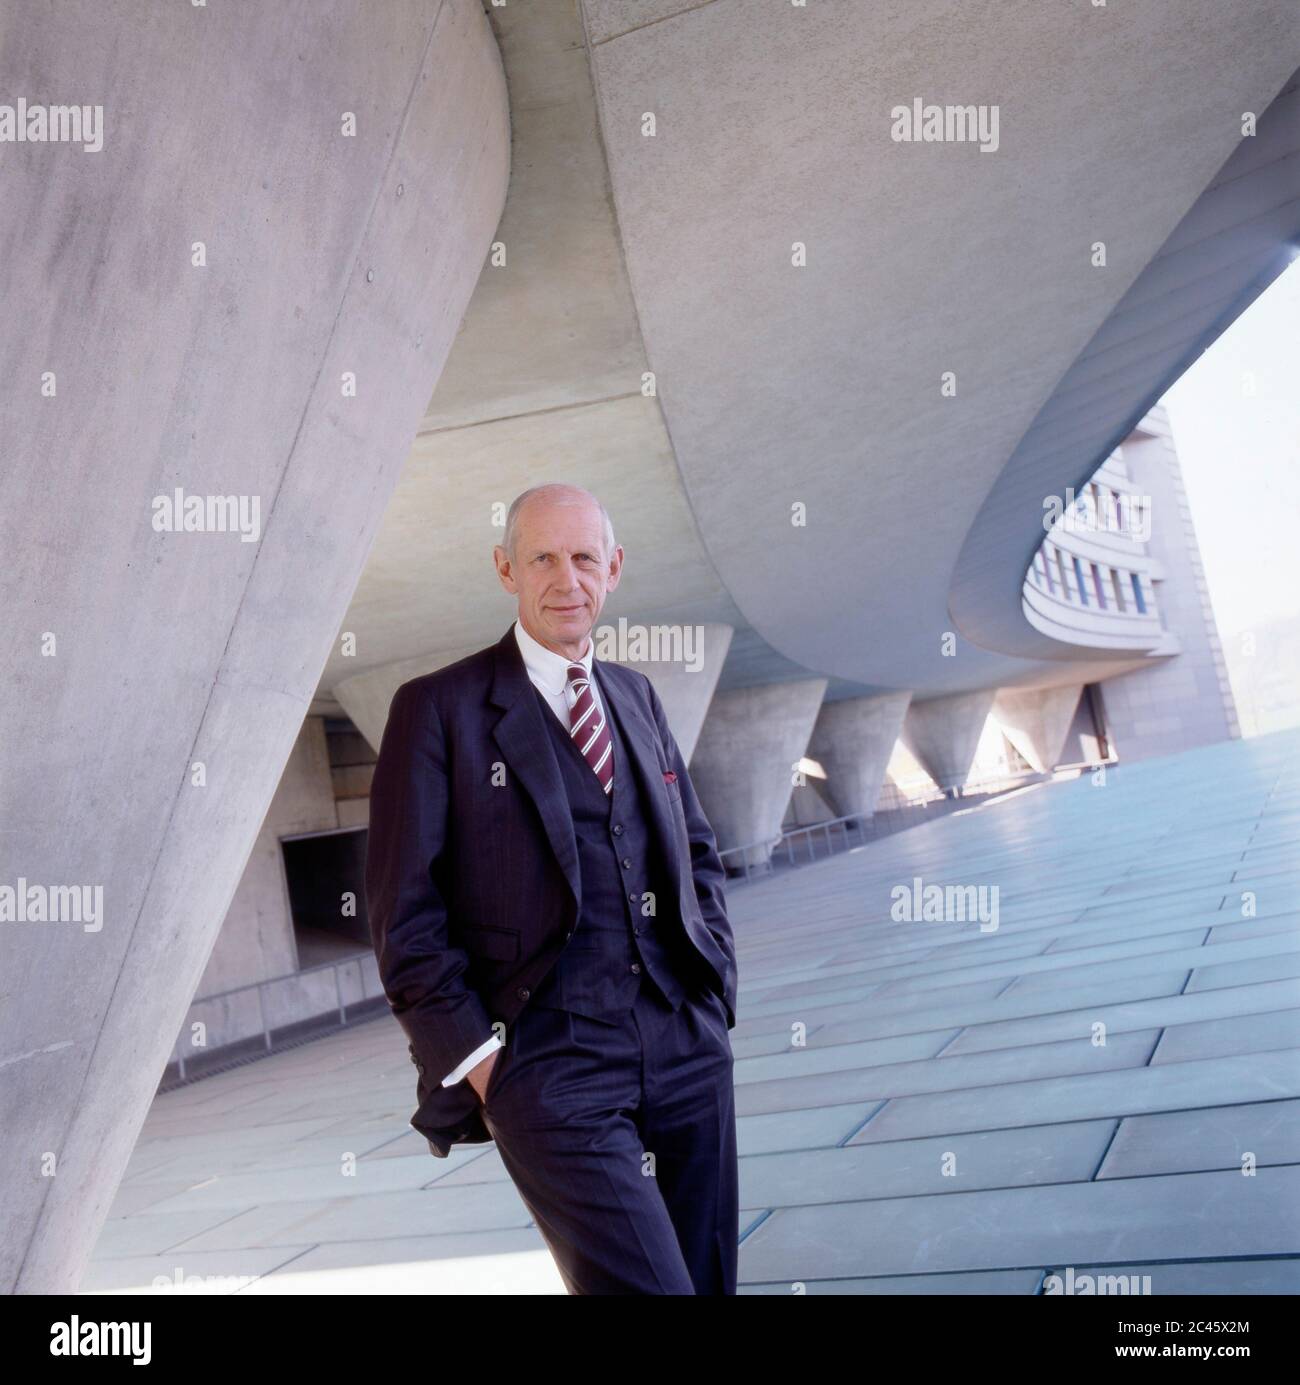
[517,987,530,1001]
[621,857,632,869]
[612,824,624,836]
[630,963,642,974]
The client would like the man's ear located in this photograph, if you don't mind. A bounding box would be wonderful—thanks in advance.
[493,545,518,594]
[605,544,625,592]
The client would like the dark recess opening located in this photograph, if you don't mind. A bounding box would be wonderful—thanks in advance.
[282,827,371,957]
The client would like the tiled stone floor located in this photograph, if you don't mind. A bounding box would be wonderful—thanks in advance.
[84,727,1300,1294]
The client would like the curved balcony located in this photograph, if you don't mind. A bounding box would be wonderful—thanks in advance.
[1022,448,1174,654]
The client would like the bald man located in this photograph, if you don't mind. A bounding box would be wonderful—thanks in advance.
[366,483,740,1295]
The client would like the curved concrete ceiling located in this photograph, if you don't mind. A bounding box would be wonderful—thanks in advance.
[322,0,1300,712]
[950,72,1300,661]
[318,0,744,699]
[582,0,1300,694]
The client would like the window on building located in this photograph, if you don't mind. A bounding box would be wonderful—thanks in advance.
[1131,572,1146,613]
[1092,562,1107,608]
[1074,555,1088,605]
[1111,568,1126,611]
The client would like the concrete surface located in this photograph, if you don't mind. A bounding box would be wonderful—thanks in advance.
[0,0,509,1292]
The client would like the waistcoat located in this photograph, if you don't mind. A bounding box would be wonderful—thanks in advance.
[529,671,696,1021]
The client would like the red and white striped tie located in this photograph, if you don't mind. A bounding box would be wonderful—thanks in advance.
[566,663,614,794]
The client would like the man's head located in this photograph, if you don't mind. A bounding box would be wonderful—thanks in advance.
[494,483,624,659]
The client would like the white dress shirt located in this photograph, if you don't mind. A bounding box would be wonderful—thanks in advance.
[440,619,605,1087]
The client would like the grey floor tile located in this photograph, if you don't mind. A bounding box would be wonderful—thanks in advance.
[1098,1098,1300,1177]
[738,1166,1300,1279]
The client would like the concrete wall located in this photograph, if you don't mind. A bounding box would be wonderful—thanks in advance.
[1098,414,1241,762]
[0,0,509,1292]
[198,717,337,999]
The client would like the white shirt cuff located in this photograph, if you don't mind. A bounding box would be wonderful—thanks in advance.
[441,1032,503,1088]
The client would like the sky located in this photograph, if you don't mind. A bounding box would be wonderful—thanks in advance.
[1161,251,1300,640]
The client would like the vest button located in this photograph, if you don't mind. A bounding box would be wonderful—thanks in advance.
[612,824,624,836]
[516,987,530,1001]
[628,892,637,903]
[621,857,632,869]
[630,963,642,974]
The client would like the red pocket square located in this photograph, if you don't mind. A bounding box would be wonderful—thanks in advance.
[663,770,677,783]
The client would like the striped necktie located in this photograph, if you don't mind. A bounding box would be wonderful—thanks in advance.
[566,662,614,794]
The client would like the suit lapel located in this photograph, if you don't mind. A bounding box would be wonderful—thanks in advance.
[488,627,580,906]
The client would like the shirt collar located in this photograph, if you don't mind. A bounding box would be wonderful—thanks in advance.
[513,618,594,698]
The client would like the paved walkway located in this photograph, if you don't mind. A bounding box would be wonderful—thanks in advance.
[84,728,1300,1293]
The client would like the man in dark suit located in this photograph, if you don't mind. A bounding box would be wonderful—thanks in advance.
[365,482,740,1295]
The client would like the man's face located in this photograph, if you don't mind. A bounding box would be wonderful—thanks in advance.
[494,496,623,656]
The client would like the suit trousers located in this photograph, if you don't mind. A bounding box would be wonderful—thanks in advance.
[479,977,739,1294]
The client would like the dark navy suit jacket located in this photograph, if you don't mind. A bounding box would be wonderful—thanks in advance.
[365,623,738,1157]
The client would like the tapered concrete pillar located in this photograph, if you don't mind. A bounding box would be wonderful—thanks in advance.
[0,0,509,1292]
[689,679,828,868]
[992,685,1084,773]
[901,690,997,795]
[807,691,912,820]
[603,622,733,763]
[334,643,483,753]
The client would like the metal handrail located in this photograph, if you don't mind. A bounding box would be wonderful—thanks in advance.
[716,770,1053,882]
[172,948,379,1080]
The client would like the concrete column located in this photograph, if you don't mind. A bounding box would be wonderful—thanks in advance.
[806,691,912,821]
[689,679,828,868]
[901,690,997,795]
[0,0,509,1292]
[992,685,1084,773]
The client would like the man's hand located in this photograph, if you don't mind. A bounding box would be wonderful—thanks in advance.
[467,1048,501,1102]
